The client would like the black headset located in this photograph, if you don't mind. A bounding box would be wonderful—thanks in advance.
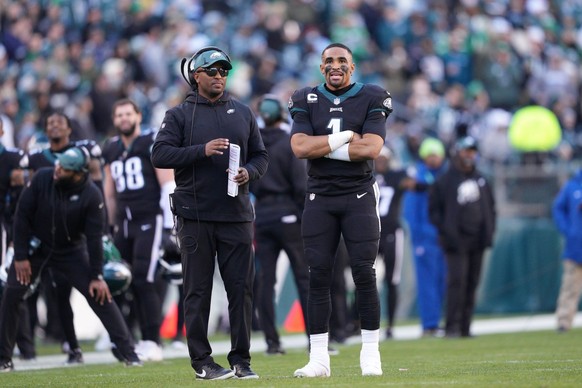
[259,94,287,125]
[180,46,232,89]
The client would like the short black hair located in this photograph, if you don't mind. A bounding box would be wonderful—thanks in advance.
[321,43,353,57]
[44,110,72,130]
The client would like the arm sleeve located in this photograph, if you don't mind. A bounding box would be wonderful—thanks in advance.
[289,88,315,136]
[151,108,207,169]
[12,177,38,260]
[243,115,269,181]
[85,187,106,279]
[552,184,570,235]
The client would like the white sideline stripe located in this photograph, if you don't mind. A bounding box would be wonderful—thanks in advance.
[12,313,582,372]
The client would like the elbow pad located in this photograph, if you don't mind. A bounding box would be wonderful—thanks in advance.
[327,130,354,152]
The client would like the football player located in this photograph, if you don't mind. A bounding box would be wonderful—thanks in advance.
[102,98,174,362]
[289,43,392,378]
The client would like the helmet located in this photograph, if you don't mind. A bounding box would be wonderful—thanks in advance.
[258,94,286,126]
[158,229,182,285]
[103,261,132,296]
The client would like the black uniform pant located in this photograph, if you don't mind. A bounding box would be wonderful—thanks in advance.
[255,217,309,347]
[113,215,163,343]
[379,225,405,328]
[0,253,135,361]
[301,185,381,334]
[177,218,254,370]
[444,236,484,336]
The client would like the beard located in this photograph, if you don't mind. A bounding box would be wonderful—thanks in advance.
[118,122,138,137]
[54,175,77,190]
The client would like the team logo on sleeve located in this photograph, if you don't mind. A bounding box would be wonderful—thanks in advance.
[307,93,318,103]
[383,97,392,110]
[288,97,293,109]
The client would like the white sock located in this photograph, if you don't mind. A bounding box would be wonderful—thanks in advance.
[309,333,329,356]
[361,329,380,352]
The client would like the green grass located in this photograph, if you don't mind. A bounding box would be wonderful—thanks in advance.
[2,329,582,387]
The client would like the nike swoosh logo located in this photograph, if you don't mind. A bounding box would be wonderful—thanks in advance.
[196,370,207,378]
[356,192,367,199]
[141,224,152,231]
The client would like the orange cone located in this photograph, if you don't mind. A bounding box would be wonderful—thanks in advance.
[283,300,305,333]
[160,303,178,339]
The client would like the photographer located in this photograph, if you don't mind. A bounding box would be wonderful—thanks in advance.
[0,147,140,372]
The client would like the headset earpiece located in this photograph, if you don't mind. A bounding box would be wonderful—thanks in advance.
[79,146,90,173]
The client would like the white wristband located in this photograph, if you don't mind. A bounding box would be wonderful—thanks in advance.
[327,130,354,152]
[325,143,351,161]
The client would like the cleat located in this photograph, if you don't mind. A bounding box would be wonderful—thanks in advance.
[294,360,330,378]
[195,362,235,380]
[232,363,259,379]
[65,348,84,365]
[0,359,14,372]
[265,344,286,355]
[123,351,144,367]
[360,349,383,376]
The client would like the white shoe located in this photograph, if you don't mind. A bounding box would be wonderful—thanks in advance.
[94,331,111,352]
[135,340,163,362]
[360,349,382,376]
[170,340,187,350]
[294,360,331,378]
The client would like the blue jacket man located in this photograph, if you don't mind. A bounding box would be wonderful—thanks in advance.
[402,138,447,336]
[552,169,582,331]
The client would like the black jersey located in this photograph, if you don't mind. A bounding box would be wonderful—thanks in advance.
[26,140,102,170]
[376,169,408,232]
[0,144,26,220]
[289,82,392,195]
[102,130,161,220]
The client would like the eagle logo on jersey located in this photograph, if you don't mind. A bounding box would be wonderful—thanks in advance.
[383,97,392,110]
[307,93,318,103]
[227,109,235,114]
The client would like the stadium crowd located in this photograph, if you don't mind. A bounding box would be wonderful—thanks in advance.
[0,0,581,165]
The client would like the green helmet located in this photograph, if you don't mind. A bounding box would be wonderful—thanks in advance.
[103,235,122,263]
[103,261,132,296]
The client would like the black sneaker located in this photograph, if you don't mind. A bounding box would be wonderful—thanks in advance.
[0,359,14,372]
[123,351,143,367]
[65,348,84,365]
[266,344,286,355]
[232,363,259,379]
[195,362,235,380]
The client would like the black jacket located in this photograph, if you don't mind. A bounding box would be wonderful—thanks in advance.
[13,167,106,279]
[250,125,306,226]
[428,161,496,253]
[151,90,268,222]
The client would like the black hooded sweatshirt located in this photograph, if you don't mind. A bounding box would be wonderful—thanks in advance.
[151,90,268,222]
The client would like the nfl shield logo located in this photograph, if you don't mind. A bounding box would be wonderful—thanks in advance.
[334,97,340,105]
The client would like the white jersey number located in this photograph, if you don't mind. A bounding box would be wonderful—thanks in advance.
[110,157,145,192]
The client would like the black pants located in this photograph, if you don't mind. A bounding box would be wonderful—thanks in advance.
[301,185,381,334]
[113,215,163,343]
[255,217,309,347]
[444,238,484,336]
[0,253,135,361]
[379,225,405,328]
[177,218,254,370]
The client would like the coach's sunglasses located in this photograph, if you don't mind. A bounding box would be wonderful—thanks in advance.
[196,67,229,77]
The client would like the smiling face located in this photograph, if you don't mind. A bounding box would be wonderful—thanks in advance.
[45,113,71,144]
[113,102,141,139]
[320,46,355,90]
